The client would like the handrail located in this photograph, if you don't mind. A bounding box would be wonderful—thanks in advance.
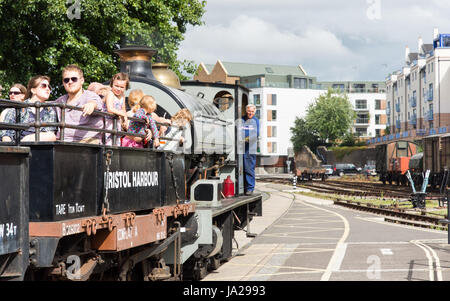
[0,99,180,146]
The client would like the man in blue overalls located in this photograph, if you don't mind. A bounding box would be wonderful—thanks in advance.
[242,104,260,195]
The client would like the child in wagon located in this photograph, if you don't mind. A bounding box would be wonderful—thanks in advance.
[159,108,192,153]
[122,95,160,149]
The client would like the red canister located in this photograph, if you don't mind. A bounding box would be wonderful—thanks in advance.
[223,176,235,198]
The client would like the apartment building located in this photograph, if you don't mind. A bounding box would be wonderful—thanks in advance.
[386,29,450,136]
[193,61,386,160]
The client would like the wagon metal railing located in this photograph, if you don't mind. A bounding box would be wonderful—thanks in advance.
[0,99,179,147]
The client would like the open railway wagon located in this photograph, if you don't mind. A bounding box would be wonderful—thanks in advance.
[376,141,418,185]
[0,45,262,281]
[0,146,29,280]
[419,133,450,189]
[293,146,326,181]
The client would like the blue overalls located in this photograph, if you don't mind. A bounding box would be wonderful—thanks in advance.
[242,116,259,193]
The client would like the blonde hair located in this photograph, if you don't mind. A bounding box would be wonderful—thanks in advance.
[171,108,192,126]
[138,95,157,113]
[63,64,83,78]
[128,89,144,111]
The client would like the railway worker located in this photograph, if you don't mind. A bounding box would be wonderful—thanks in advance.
[242,104,260,195]
[53,64,104,144]
[1,76,57,142]
[0,83,27,122]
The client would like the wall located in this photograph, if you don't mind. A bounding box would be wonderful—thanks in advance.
[322,147,378,168]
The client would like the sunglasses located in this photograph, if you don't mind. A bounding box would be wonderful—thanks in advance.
[9,91,23,95]
[63,77,79,84]
[39,83,52,90]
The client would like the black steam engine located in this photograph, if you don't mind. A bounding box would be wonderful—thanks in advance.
[0,46,262,281]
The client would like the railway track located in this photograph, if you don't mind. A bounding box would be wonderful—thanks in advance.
[259,176,442,199]
[259,175,449,230]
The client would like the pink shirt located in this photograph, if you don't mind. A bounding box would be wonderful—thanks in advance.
[53,90,104,142]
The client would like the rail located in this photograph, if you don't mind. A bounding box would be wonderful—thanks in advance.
[0,99,181,147]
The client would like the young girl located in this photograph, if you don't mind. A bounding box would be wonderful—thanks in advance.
[122,95,160,149]
[105,73,129,145]
[126,89,144,118]
[159,108,192,153]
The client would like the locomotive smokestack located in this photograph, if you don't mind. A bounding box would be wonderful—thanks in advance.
[114,45,157,80]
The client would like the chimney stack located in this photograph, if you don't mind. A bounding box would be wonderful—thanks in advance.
[114,45,157,80]
[405,46,410,64]
[434,28,439,40]
[418,37,424,55]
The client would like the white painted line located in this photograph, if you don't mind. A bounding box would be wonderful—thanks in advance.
[414,240,443,281]
[411,240,435,281]
[292,195,350,281]
[380,249,393,256]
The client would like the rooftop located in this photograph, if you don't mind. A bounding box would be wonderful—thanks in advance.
[203,61,307,77]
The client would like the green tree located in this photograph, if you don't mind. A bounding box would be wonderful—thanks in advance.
[0,0,206,97]
[305,88,356,145]
[290,117,321,153]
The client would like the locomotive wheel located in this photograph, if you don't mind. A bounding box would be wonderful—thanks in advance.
[208,256,221,271]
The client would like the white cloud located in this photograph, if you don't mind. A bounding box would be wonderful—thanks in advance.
[177,1,450,80]
[179,15,357,77]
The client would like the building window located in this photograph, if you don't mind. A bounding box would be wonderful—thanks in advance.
[375,99,381,110]
[294,78,307,89]
[375,114,381,125]
[253,94,261,106]
[272,110,277,121]
[332,84,345,92]
[355,128,367,136]
[267,126,277,138]
[267,110,277,121]
[376,129,381,137]
[356,113,369,124]
[355,99,367,110]
[255,109,261,119]
[267,94,277,105]
[267,142,277,153]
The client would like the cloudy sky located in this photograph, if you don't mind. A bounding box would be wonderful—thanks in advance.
[177,0,450,81]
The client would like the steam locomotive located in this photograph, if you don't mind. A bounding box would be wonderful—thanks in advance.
[0,46,262,281]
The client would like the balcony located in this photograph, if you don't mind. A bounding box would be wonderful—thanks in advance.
[396,120,401,129]
[409,115,417,125]
[354,105,368,111]
[427,110,434,121]
[355,118,370,125]
[428,89,433,101]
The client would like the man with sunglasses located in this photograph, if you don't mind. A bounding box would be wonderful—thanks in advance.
[54,64,104,144]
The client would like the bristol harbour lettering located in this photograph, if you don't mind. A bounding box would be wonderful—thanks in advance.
[104,171,159,189]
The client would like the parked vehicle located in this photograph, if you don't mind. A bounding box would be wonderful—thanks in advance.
[333,163,359,176]
[363,164,377,176]
[322,165,333,176]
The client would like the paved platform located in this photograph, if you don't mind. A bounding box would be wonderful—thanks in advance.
[203,182,295,281]
[203,182,450,281]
